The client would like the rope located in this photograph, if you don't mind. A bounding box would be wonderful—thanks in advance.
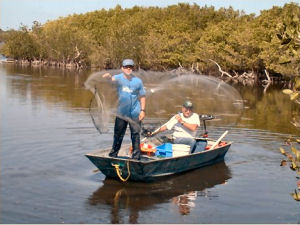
[111,160,131,182]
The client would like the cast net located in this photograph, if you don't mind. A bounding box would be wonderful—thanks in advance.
[84,69,244,136]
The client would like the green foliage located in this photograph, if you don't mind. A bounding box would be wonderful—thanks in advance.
[0,29,8,42]
[1,26,39,60]
[0,2,299,76]
[279,138,300,201]
[41,19,95,65]
[257,3,300,77]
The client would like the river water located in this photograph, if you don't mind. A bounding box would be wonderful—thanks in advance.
[1,63,299,223]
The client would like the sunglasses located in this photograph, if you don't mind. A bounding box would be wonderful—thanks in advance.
[123,66,134,69]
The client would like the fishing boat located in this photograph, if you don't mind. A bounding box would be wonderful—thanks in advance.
[85,131,231,182]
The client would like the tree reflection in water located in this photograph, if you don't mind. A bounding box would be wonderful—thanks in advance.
[88,162,231,223]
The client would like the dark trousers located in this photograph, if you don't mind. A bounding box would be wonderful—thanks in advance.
[109,117,141,159]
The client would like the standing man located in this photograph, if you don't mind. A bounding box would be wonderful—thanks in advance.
[103,59,146,160]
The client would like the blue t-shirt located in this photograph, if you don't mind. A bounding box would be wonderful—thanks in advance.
[113,73,146,119]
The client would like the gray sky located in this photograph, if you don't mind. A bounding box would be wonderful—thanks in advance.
[0,0,299,30]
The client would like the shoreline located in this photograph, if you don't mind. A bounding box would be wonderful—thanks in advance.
[0,58,289,87]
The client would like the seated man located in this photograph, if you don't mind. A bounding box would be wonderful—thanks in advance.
[149,100,204,153]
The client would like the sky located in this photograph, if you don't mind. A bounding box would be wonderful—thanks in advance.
[0,0,299,30]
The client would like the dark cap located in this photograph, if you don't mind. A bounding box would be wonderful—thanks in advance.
[183,100,193,109]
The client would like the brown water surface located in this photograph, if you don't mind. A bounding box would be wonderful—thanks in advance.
[1,64,299,223]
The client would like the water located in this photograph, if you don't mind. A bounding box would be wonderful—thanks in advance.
[1,64,299,223]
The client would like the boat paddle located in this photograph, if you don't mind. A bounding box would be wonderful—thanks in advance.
[209,130,228,150]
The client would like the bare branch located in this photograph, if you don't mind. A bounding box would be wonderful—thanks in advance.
[262,69,272,94]
[264,69,271,82]
[74,45,81,60]
[209,59,232,78]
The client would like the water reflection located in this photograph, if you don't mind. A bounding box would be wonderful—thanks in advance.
[172,191,197,215]
[236,84,300,135]
[88,162,231,223]
[1,64,93,109]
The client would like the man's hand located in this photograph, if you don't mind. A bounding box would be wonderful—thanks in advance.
[141,128,154,137]
[175,114,183,124]
[102,73,112,79]
[139,111,145,121]
[146,131,153,137]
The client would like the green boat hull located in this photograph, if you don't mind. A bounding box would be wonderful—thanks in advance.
[85,141,231,182]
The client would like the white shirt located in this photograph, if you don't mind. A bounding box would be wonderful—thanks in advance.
[165,112,200,139]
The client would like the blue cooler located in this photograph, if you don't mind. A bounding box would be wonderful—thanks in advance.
[155,143,172,157]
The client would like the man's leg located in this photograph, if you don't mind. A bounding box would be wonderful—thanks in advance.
[129,119,141,160]
[109,117,128,157]
[192,140,207,153]
[173,137,196,153]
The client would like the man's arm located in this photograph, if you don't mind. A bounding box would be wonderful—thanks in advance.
[139,96,146,121]
[151,125,167,136]
[150,115,176,136]
[175,114,198,131]
[181,122,198,131]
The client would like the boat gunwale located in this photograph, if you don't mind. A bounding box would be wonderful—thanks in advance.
[85,141,233,164]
